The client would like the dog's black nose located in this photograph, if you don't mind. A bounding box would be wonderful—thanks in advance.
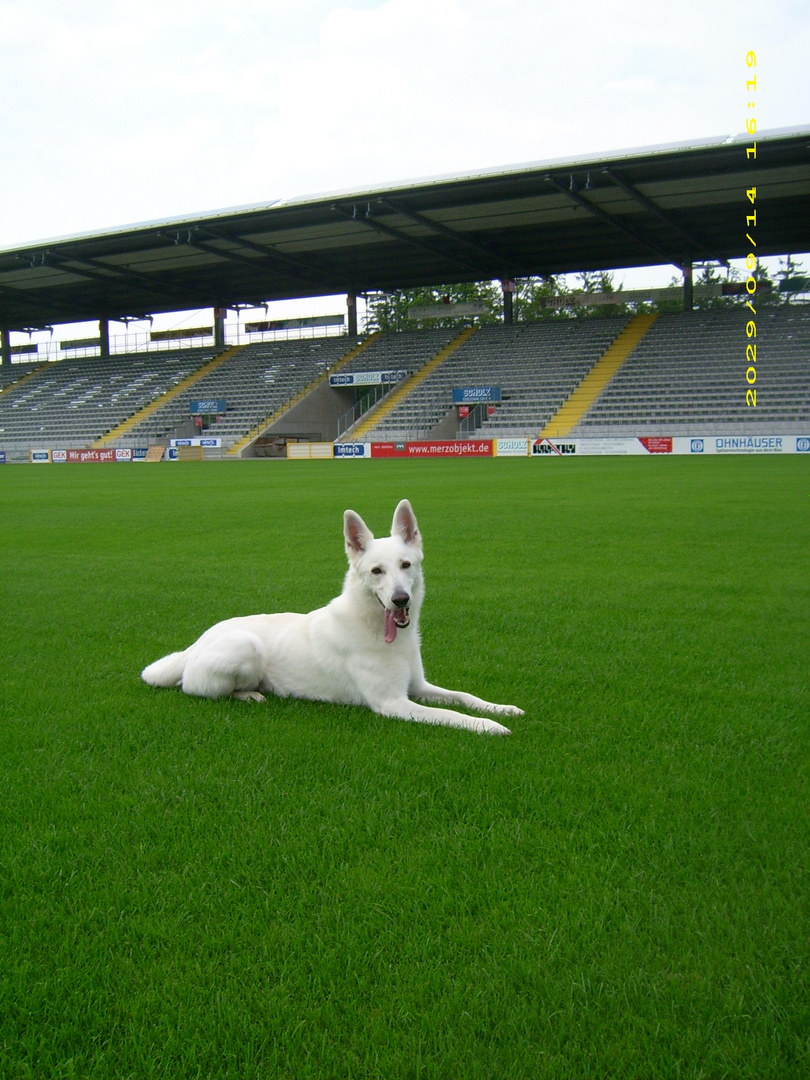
[391,591,410,609]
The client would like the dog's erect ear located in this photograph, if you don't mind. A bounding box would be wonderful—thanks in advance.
[344,510,373,557]
[391,499,422,552]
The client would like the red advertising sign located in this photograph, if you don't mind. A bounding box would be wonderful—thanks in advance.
[638,437,673,454]
[371,441,493,458]
[458,406,470,419]
[66,448,117,463]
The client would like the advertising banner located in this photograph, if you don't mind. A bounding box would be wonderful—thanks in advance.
[453,387,502,404]
[532,437,671,456]
[676,435,804,455]
[532,439,579,456]
[190,400,226,415]
[330,370,407,387]
[31,450,52,463]
[170,438,222,447]
[637,437,673,453]
[151,327,212,342]
[334,443,371,458]
[51,448,140,463]
[711,435,791,454]
[371,440,493,458]
[529,435,808,456]
[495,439,529,457]
[408,303,488,319]
[287,442,334,459]
[63,449,117,463]
[246,315,344,333]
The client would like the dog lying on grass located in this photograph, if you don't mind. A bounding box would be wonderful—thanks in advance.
[142,499,522,735]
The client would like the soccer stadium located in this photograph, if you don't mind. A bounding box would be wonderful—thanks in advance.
[1,125,809,1079]
[2,127,809,462]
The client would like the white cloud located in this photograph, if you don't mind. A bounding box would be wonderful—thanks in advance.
[1,0,808,250]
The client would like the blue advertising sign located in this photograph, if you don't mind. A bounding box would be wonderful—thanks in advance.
[453,386,501,404]
[334,443,370,457]
[190,399,226,414]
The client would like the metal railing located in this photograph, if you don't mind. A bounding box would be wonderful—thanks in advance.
[458,402,488,437]
[4,321,351,365]
[336,383,396,439]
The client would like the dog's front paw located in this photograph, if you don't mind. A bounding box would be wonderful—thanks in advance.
[490,703,524,717]
[481,718,512,736]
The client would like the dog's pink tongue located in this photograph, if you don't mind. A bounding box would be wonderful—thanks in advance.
[384,608,398,644]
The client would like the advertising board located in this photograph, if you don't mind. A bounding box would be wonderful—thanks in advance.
[495,439,529,457]
[452,387,502,404]
[329,370,407,387]
[371,441,493,458]
[334,443,371,458]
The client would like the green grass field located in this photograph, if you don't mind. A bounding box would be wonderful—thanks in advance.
[1,456,808,1079]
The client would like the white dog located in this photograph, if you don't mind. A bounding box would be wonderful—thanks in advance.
[142,500,522,735]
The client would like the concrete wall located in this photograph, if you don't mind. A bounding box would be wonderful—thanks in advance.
[241,380,355,456]
[426,407,460,440]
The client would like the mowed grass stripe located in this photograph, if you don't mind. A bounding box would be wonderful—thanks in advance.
[1,457,808,1079]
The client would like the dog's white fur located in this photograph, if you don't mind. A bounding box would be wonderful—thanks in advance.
[142,500,522,735]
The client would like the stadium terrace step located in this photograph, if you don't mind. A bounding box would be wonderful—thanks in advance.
[226,333,381,456]
[0,363,48,398]
[540,314,658,438]
[93,346,244,448]
[346,326,478,441]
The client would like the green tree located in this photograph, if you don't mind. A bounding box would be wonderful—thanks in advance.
[691,264,739,311]
[774,255,808,303]
[570,270,629,319]
[365,269,685,330]
[364,280,502,333]
[513,275,574,321]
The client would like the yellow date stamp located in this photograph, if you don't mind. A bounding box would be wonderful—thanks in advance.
[745,50,757,407]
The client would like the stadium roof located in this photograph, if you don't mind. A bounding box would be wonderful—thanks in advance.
[1,126,809,330]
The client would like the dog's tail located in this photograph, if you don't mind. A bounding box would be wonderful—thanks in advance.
[141,651,187,688]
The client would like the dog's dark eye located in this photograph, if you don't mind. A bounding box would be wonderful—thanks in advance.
[401,561,411,569]
[371,567,384,575]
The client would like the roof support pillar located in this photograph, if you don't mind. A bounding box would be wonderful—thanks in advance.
[214,307,227,349]
[99,317,110,359]
[682,263,693,312]
[347,292,358,337]
[1,327,10,366]
[502,279,515,325]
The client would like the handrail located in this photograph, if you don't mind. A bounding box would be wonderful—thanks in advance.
[336,381,402,439]
[458,401,488,436]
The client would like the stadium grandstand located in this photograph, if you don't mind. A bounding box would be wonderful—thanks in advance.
[1,127,809,459]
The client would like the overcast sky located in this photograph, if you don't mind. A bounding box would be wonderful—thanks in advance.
[2,0,808,326]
